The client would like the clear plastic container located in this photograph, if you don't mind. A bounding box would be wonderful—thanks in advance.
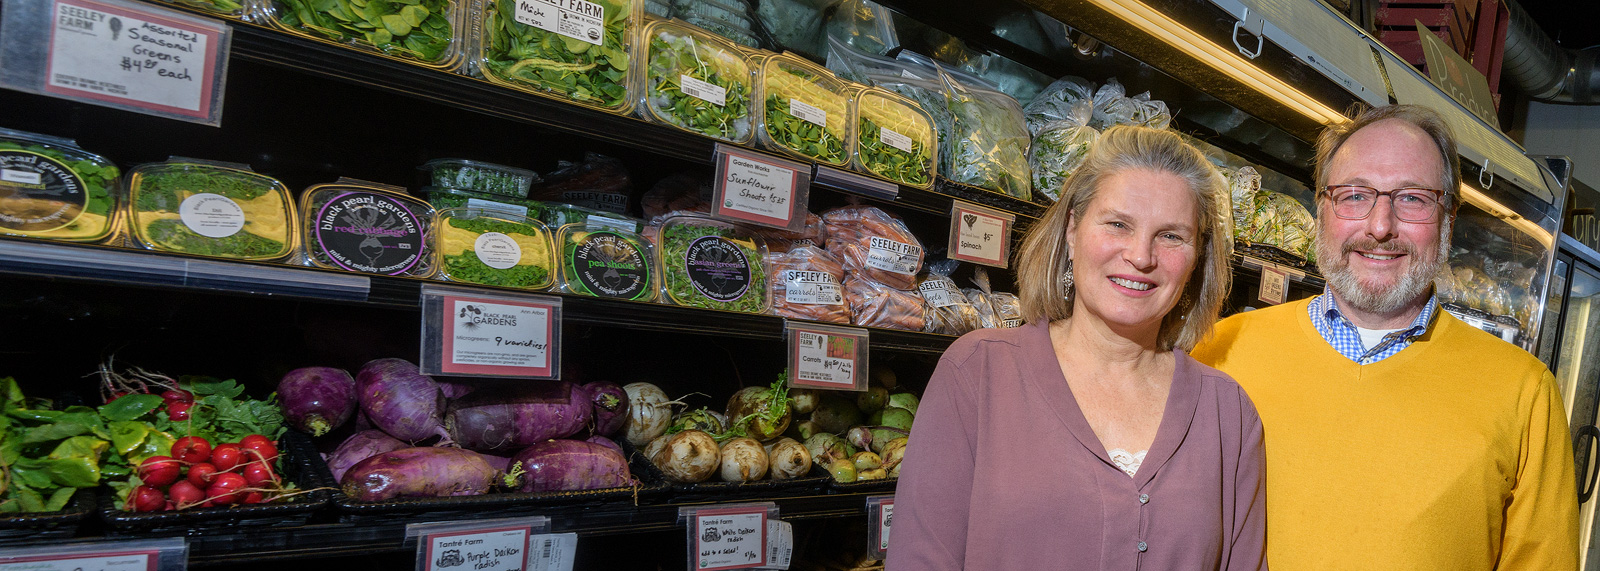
[536,201,640,233]
[433,207,555,290]
[0,128,123,244]
[639,19,756,143]
[476,0,640,114]
[654,212,769,314]
[420,159,540,197]
[154,0,252,20]
[125,158,297,261]
[555,222,657,300]
[422,186,542,218]
[678,0,752,30]
[682,13,759,48]
[851,86,937,189]
[757,52,851,166]
[260,0,466,69]
[300,179,437,277]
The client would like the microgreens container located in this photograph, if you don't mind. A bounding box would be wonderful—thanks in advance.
[536,201,641,232]
[639,19,756,144]
[756,52,852,167]
[475,0,641,114]
[433,207,555,290]
[851,86,937,189]
[555,222,657,301]
[681,13,758,48]
[299,179,437,277]
[655,212,769,314]
[420,158,541,197]
[260,0,467,70]
[0,128,123,244]
[125,158,298,261]
[421,186,543,218]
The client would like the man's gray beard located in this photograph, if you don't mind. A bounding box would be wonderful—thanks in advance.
[1314,215,1452,316]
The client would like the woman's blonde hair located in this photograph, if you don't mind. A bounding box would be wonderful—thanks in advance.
[1015,125,1232,351]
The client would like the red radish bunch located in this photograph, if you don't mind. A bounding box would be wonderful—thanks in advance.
[127,435,288,512]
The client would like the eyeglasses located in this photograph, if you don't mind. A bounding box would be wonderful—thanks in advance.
[1319,185,1444,223]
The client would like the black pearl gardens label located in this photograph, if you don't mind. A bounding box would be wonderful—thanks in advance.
[684,235,752,302]
[313,191,426,275]
[0,150,87,232]
[569,230,650,299]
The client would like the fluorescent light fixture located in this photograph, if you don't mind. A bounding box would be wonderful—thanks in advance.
[1084,0,1348,125]
[1459,183,1553,248]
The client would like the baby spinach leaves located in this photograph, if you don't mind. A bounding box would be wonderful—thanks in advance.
[645,29,752,141]
[274,0,455,62]
[480,0,632,108]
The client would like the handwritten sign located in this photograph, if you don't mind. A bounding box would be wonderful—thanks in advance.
[1257,266,1287,306]
[712,145,809,230]
[692,507,768,570]
[0,551,157,571]
[421,286,562,379]
[421,526,529,571]
[787,322,868,391]
[948,201,1014,268]
[1415,20,1497,126]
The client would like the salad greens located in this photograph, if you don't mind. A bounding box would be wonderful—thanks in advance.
[0,139,120,242]
[480,0,633,109]
[682,14,758,48]
[1027,125,1097,201]
[660,218,767,313]
[761,60,848,165]
[855,92,934,187]
[438,214,553,288]
[945,88,1031,200]
[130,165,292,259]
[645,26,753,142]
[273,0,456,62]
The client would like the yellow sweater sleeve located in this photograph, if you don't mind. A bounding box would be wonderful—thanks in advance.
[1499,368,1580,570]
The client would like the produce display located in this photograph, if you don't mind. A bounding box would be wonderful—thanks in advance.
[433,207,555,289]
[265,0,460,65]
[683,13,760,48]
[445,383,593,453]
[943,79,1032,200]
[1230,167,1315,261]
[758,53,851,166]
[789,371,913,483]
[844,273,927,331]
[675,0,753,29]
[637,376,816,484]
[477,0,635,111]
[299,181,436,277]
[556,223,657,301]
[641,20,756,143]
[528,152,633,215]
[126,159,297,261]
[753,0,827,58]
[919,263,982,336]
[853,87,936,188]
[655,213,769,314]
[1024,83,1097,201]
[767,244,851,324]
[420,159,540,197]
[822,205,924,291]
[1437,247,1541,327]
[278,367,357,438]
[0,129,122,243]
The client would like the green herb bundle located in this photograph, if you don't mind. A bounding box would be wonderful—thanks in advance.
[273,0,455,62]
[440,215,552,288]
[0,140,120,241]
[644,27,753,142]
[480,0,632,109]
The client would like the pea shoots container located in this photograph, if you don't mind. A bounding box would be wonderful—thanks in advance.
[475,0,640,114]
[0,128,123,244]
[299,178,437,277]
[260,0,467,69]
[433,207,555,290]
[851,86,937,189]
[756,52,852,167]
[555,220,657,301]
[639,19,756,144]
[125,158,298,261]
[654,212,769,314]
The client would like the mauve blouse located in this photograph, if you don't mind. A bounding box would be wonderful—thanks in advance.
[885,321,1267,570]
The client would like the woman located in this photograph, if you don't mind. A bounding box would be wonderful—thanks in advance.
[887,126,1265,570]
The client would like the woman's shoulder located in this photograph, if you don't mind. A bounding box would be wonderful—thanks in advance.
[939,322,1043,365]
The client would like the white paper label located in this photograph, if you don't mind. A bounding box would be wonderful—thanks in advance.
[720,154,796,223]
[681,74,728,107]
[788,98,827,127]
[952,209,1007,266]
[465,197,529,217]
[424,528,529,571]
[1001,318,1022,328]
[878,503,893,550]
[917,280,961,308]
[695,511,766,570]
[1257,266,1287,305]
[47,0,212,112]
[765,521,793,570]
[782,270,843,305]
[865,236,920,275]
[513,0,604,46]
[178,192,244,238]
[449,300,551,369]
[879,127,914,153]
[0,553,151,571]
[1,169,43,185]
[474,232,523,270]
[528,533,578,571]
[793,330,856,388]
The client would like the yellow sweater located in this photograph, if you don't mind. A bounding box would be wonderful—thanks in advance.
[1192,298,1578,570]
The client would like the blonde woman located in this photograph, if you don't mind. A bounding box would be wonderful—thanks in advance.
[888,126,1265,570]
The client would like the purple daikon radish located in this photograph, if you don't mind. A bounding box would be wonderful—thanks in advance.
[585,435,622,454]
[355,358,451,443]
[445,382,594,453]
[584,381,630,437]
[325,429,409,482]
[511,440,632,492]
[279,367,357,437]
[475,452,513,472]
[440,381,476,399]
[340,447,513,501]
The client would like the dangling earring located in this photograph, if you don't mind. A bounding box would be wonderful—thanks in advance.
[1059,259,1075,301]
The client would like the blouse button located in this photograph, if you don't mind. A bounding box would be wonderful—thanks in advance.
[1138,541,1148,552]
[1139,494,1149,504]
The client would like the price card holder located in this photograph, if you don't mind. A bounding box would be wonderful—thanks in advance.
[0,0,229,125]
[420,284,562,379]
[1257,266,1287,305]
[406,517,550,571]
[866,495,894,560]
[761,520,793,570]
[712,144,811,231]
[784,321,869,392]
[527,533,579,571]
[0,537,188,571]
[947,201,1015,268]
[812,164,900,202]
[678,503,779,571]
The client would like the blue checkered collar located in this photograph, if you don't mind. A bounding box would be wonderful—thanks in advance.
[1307,290,1438,364]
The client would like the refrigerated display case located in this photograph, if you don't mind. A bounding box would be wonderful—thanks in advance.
[1538,235,1600,571]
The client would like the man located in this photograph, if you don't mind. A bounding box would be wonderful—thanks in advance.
[1193,104,1579,569]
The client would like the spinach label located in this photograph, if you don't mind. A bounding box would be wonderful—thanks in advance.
[314,191,425,275]
[0,150,87,232]
[684,235,751,302]
[568,230,649,298]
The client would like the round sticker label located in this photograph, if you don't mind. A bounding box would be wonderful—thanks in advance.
[570,231,649,298]
[684,235,752,302]
[474,231,522,270]
[0,150,88,232]
[178,193,246,238]
[314,191,426,275]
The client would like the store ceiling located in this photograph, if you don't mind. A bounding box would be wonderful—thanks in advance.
[1519,0,1600,51]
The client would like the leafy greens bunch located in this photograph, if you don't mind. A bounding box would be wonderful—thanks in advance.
[660,219,767,313]
[480,0,632,109]
[761,63,847,165]
[645,28,753,142]
[273,0,456,62]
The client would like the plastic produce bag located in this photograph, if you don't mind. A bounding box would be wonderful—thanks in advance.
[990,292,1023,327]
[1026,97,1098,201]
[755,0,831,59]
[642,171,713,221]
[1089,79,1136,130]
[826,0,897,56]
[963,288,999,328]
[892,52,1030,200]
[767,244,851,324]
[844,273,927,331]
[824,35,912,85]
[822,205,925,291]
[751,211,827,252]
[529,152,633,215]
[1024,76,1095,135]
[1130,91,1172,129]
[1228,167,1263,237]
[918,259,982,335]
[972,54,1053,106]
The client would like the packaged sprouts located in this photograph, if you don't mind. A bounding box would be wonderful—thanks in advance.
[757,52,852,166]
[434,207,554,289]
[0,128,122,244]
[852,87,936,188]
[300,179,436,277]
[126,158,296,261]
[640,20,756,143]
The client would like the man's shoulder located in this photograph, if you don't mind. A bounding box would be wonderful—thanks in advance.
[1196,298,1313,360]
[1428,311,1549,373]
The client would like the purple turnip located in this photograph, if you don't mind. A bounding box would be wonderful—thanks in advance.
[340,446,514,501]
[510,439,633,493]
[584,381,629,436]
[355,358,450,443]
[279,367,357,437]
[445,382,593,453]
[474,452,513,472]
[325,429,409,482]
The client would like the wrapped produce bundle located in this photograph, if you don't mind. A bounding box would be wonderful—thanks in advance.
[919,260,982,335]
[1023,76,1095,134]
[845,273,927,331]
[964,288,999,328]
[1026,97,1098,201]
[750,211,827,252]
[767,244,851,324]
[822,205,925,290]
[1088,79,1136,130]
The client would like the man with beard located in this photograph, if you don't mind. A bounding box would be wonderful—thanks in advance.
[1193,104,1578,569]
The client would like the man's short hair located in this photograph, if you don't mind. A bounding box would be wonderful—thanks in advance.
[1312,104,1461,213]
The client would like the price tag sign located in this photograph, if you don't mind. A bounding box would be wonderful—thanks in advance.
[420,285,562,379]
[866,495,894,559]
[0,0,230,125]
[407,517,548,571]
[763,520,793,570]
[0,551,157,571]
[1257,266,1287,305]
[528,533,578,571]
[785,321,869,391]
[0,538,186,571]
[689,506,769,570]
[712,144,810,231]
[947,201,1014,268]
[812,165,899,201]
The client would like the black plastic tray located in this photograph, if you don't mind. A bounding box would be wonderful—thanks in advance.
[827,476,897,493]
[97,431,333,535]
[0,488,95,545]
[1234,240,1319,273]
[626,439,832,501]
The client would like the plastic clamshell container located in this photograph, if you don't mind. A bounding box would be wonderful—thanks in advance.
[535,200,641,232]
[433,207,555,290]
[851,86,937,189]
[299,181,437,277]
[476,0,641,114]
[555,222,658,301]
[422,186,542,216]
[125,159,298,261]
[655,212,770,314]
[420,158,540,197]
[152,0,252,20]
[0,129,123,244]
[260,0,467,70]
[756,52,852,166]
[639,19,757,144]
[681,13,758,48]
